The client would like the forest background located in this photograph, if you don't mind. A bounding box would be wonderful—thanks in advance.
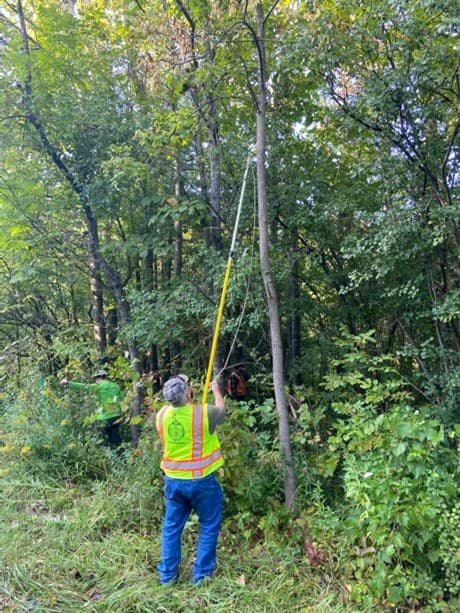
[0,0,459,611]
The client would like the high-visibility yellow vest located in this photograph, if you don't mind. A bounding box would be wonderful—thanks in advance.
[156,403,223,479]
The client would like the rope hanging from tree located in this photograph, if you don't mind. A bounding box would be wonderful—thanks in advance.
[201,148,255,408]
[220,165,258,375]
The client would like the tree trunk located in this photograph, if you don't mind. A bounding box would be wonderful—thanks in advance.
[144,248,159,375]
[288,249,302,386]
[207,101,227,376]
[208,95,222,256]
[254,3,296,509]
[172,154,184,368]
[87,215,106,355]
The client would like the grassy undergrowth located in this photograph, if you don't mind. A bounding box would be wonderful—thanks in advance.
[0,468,352,613]
[2,362,458,612]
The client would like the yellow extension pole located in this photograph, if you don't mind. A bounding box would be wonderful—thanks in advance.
[201,257,234,408]
[201,151,253,408]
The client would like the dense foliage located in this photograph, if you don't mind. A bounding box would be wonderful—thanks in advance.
[1,1,458,610]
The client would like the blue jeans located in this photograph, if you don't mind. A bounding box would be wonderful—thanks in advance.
[158,472,224,585]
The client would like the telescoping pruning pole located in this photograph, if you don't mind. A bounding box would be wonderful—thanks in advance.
[201,151,253,408]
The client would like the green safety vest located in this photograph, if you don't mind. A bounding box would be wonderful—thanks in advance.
[68,380,123,421]
[156,403,223,479]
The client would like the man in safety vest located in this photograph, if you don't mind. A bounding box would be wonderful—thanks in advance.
[60,369,124,449]
[155,374,226,585]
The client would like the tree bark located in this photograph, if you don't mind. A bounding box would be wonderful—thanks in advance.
[87,213,106,355]
[288,249,302,386]
[172,153,184,367]
[144,248,159,375]
[254,3,296,509]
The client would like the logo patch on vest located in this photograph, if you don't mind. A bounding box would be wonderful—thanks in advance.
[168,417,185,442]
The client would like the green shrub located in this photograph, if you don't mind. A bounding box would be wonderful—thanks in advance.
[1,377,108,481]
[438,477,460,601]
[219,399,285,517]
[319,331,459,609]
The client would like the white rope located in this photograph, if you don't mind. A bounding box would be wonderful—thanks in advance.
[219,163,258,376]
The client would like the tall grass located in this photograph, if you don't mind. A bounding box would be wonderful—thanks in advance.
[2,374,458,611]
[0,464,353,613]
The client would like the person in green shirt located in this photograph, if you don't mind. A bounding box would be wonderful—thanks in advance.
[60,369,124,449]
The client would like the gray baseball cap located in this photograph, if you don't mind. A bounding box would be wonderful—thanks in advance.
[93,369,108,378]
[163,374,189,405]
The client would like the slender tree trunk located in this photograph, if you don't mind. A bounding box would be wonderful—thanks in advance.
[288,249,302,386]
[208,96,222,255]
[106,307,118,347]
[207,100,227,376]
[145,248,159,375]
[194,130,226,372]
[254,3,296,509]
[87,215,106,355]
[172,154,184,367]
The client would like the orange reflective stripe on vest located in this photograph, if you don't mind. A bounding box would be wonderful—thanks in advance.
[192,403,203,464]
[162,449,223,474]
